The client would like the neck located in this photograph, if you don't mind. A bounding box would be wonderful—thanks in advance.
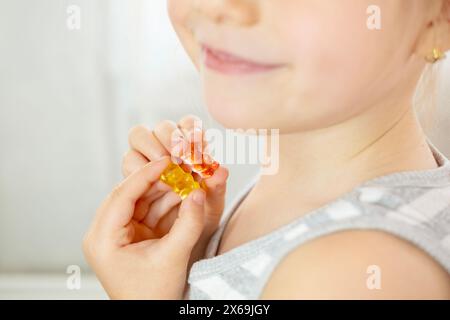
[256,100,437,207]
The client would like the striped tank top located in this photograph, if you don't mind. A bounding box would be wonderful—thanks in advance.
[186,142,450,299]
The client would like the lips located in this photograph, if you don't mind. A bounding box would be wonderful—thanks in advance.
[201,45,283,75]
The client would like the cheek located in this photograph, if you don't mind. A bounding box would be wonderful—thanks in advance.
[167,0,188,23]
[280,5,374,89]
[275,2,403,125]
[168,0,201,67]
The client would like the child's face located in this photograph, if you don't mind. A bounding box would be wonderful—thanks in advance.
[168,0,431,132]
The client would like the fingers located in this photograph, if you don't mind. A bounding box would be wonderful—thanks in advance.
[163,189,206,254]
[129,220,159,243]
[143,192,182,229]
[178,115,209,166]
[203,165,229,191]
[122,149,149,177]
[133,181,171,221]
[99,157,171,235]
[127,116,205,167]
[203,166,229,229]
[153,120,185,158]
[178,115,204,147]
[139,165,226,237]
[153,206,179,236]
[128,125,168,161]
[177,114,202,137]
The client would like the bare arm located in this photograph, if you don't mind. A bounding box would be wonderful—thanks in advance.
[261,230,450,299]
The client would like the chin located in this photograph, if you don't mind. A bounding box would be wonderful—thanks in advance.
[204,94,293,133]
[206,100,253,130]
[203,86,278,130]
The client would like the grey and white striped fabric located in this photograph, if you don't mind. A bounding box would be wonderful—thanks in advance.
[186,143,450,299]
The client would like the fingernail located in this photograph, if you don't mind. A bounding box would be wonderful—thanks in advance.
[192,190,205,205]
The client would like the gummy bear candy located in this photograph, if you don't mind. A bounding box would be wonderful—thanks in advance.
[160,126,219,199]
[180,142,220,179]
[159,162,201,200]
[160,133,220,199]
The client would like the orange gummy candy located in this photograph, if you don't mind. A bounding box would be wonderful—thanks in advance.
[160,137,220,199]
[181,142,220,179]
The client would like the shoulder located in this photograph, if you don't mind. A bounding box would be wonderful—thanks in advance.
[260,230,450,299]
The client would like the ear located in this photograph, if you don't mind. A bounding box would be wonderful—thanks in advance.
[414,0,450,59]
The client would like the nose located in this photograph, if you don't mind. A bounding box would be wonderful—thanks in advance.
[193,0,259,27]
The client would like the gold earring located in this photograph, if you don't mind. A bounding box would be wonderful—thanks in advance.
[425,48,446,63]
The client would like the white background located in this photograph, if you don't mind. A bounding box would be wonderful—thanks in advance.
[0,0,448,299]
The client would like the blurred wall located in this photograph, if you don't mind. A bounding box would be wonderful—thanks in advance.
[0,0,257,276]
[0,0,113,272]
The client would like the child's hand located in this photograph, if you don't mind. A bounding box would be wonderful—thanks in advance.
[83,158,207,299]
[122,115,229,240]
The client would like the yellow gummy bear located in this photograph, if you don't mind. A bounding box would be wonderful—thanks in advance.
[159,162,203,200]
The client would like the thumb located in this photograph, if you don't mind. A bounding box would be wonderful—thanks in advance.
[203,166,229,223]
[164,189,206,255]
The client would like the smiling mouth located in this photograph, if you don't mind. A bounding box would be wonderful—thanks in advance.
[201,44,284,75]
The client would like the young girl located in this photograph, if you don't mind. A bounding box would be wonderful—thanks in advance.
[83,0,450,299]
